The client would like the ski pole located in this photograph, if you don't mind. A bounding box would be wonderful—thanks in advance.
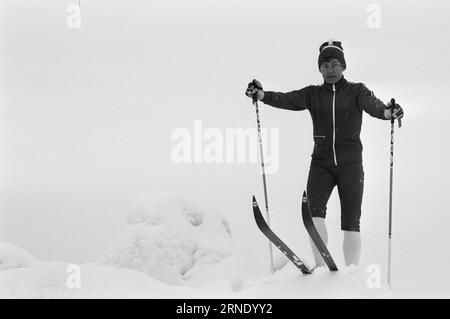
[387,97,401,289]
[253,98,274,273]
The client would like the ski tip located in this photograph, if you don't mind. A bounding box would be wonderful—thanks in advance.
[302,190,307,202]
[252,195,257,206]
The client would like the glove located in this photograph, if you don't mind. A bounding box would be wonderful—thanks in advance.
[385,101,404,120]
[245,79,264,101]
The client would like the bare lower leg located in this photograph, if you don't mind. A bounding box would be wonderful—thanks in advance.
[343,230,361,266]
[310,217,328,267]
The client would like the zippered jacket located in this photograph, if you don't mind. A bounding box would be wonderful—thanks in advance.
[261,77,388,166]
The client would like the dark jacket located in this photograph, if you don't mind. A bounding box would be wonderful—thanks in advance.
[261,77,388,166]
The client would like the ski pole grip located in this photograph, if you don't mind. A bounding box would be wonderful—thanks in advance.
[390,98,402,128]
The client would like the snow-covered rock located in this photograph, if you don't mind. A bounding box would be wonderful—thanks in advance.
[98,192,265,289]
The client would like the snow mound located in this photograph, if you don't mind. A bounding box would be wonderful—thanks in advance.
[0,261,202,299]
[0,242,40,271]
[98,193,260,287]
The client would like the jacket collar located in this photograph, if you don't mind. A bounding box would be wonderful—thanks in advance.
[322,76,347,91]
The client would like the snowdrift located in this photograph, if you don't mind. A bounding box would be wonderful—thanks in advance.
[0,258,201,298]
[0,242,40,271]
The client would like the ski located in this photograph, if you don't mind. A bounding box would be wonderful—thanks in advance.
[252,196,312,274]
[301,191,338,271]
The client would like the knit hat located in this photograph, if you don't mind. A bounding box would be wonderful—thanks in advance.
[318,40,346,70]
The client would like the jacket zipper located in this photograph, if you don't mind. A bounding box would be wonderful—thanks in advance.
[332,84,338,166]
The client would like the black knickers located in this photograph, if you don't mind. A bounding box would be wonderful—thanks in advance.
[306,161,364,232]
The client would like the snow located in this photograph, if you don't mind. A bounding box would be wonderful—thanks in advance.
[0,242,40,271]
[0,192,412,299]
[0,193,268,298]
[0,261,202,299]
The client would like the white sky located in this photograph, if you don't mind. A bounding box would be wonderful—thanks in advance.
[1,0,450,264]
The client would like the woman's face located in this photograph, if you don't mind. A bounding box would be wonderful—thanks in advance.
[320,58,345,84]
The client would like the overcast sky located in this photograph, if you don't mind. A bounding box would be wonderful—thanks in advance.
[1,0,449,263]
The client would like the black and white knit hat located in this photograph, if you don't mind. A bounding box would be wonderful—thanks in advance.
[318,40,346,70]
